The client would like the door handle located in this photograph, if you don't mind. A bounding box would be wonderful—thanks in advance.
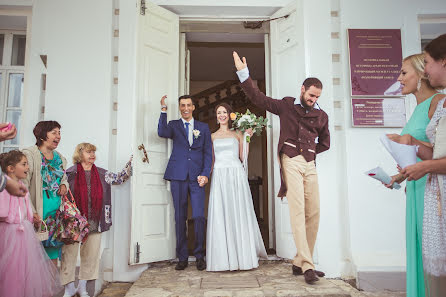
[138,143,149,163]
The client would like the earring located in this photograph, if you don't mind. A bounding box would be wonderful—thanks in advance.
[417,78,421,91]
[217,120,219,124]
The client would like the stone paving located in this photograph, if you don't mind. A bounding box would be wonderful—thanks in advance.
[98,282,133,297]
[120,261,405,297]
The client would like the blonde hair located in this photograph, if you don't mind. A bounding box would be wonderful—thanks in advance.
[72,142,97,164]
[403,53,433,88]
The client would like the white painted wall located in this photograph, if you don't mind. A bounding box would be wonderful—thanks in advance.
[300,0,345,278]
[339,0,446,271]
[22,0,113,170]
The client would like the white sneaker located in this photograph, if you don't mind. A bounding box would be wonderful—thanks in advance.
[77,279,90,297]
[63,282,76,297]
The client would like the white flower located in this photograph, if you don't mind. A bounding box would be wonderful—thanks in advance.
[238,114,254,126]
[192,129,201,139]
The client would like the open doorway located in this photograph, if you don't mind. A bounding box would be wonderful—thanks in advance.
[184,31,273,254]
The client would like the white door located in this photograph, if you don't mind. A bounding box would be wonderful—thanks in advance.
[129,1,179,265]
[269,0,307,260]
[179,33,190,96]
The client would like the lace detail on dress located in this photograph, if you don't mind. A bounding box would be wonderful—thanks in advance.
[423,97,446,277]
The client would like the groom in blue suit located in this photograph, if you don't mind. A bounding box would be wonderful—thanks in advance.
[158,95,212,271]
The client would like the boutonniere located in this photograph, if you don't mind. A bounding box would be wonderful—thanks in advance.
[192,129,201,139]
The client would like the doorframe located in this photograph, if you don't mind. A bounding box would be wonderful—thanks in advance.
[178,17,276,250]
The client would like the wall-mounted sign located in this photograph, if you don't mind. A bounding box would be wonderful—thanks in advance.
[348,29,403,96]
[352,98,406,127]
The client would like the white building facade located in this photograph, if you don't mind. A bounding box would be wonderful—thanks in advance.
[0,0,445,292]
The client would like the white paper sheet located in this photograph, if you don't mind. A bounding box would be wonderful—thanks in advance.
[380,135,417,168]
[365,166,401,190]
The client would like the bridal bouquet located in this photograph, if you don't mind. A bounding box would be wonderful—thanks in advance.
[230,109,270,143]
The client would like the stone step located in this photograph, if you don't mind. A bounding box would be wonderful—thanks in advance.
[119,262,405,297]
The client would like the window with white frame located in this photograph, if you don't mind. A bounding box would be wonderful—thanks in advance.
[0,31,26,152]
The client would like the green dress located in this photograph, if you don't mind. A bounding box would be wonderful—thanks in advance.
[401,94,438,297]
[41,151,64,259]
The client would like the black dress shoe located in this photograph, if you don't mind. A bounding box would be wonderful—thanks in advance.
[175,261,188,270]
[303,269,319,284]
[196,258,206,271]
[293,265,325,277]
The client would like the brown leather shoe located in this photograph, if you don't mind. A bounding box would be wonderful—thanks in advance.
[292,265,303,275]
[303,269,319,284]
[293,265,325,277]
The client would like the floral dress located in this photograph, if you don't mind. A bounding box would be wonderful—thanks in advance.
[423,97,446,297]
[41,151,65,259]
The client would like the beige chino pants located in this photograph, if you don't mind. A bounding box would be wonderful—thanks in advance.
[281,154,320,272]
[60,232,102,285]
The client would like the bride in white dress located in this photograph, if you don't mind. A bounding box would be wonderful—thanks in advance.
[206,103,267,271]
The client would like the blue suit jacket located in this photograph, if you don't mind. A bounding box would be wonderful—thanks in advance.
[158,113,212,181]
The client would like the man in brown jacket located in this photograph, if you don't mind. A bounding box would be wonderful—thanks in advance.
[233,52,330,284]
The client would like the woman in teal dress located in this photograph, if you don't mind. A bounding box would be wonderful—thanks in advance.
[386,53,444,297]
[23,121,69,265]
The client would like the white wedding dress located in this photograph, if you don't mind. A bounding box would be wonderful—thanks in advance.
[206,137,267,271]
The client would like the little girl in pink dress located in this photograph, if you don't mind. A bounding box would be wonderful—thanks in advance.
[0,150,61,297]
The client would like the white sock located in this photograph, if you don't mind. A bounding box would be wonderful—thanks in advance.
[64,282,76,296]
[77,279,88,294]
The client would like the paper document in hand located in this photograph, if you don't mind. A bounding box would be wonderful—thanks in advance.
[365,166,401,190]
[380,135,417,168]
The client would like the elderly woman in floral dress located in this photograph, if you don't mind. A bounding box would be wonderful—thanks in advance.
[23,121,69,265]
[60,143,132,297]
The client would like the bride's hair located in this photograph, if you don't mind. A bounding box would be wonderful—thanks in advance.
[215,103,234,129]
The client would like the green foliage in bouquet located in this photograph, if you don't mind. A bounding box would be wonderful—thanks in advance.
[230,109,271,143]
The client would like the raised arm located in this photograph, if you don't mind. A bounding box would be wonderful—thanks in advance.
[158,95,173,139]
[233,51,284,115]
[105,157,133,185]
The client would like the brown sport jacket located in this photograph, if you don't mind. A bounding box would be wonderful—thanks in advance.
[240,77,330,197]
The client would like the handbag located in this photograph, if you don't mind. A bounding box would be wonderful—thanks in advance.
[54,189,90,244]
[41,215,64,248]
[35,220,49,241]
